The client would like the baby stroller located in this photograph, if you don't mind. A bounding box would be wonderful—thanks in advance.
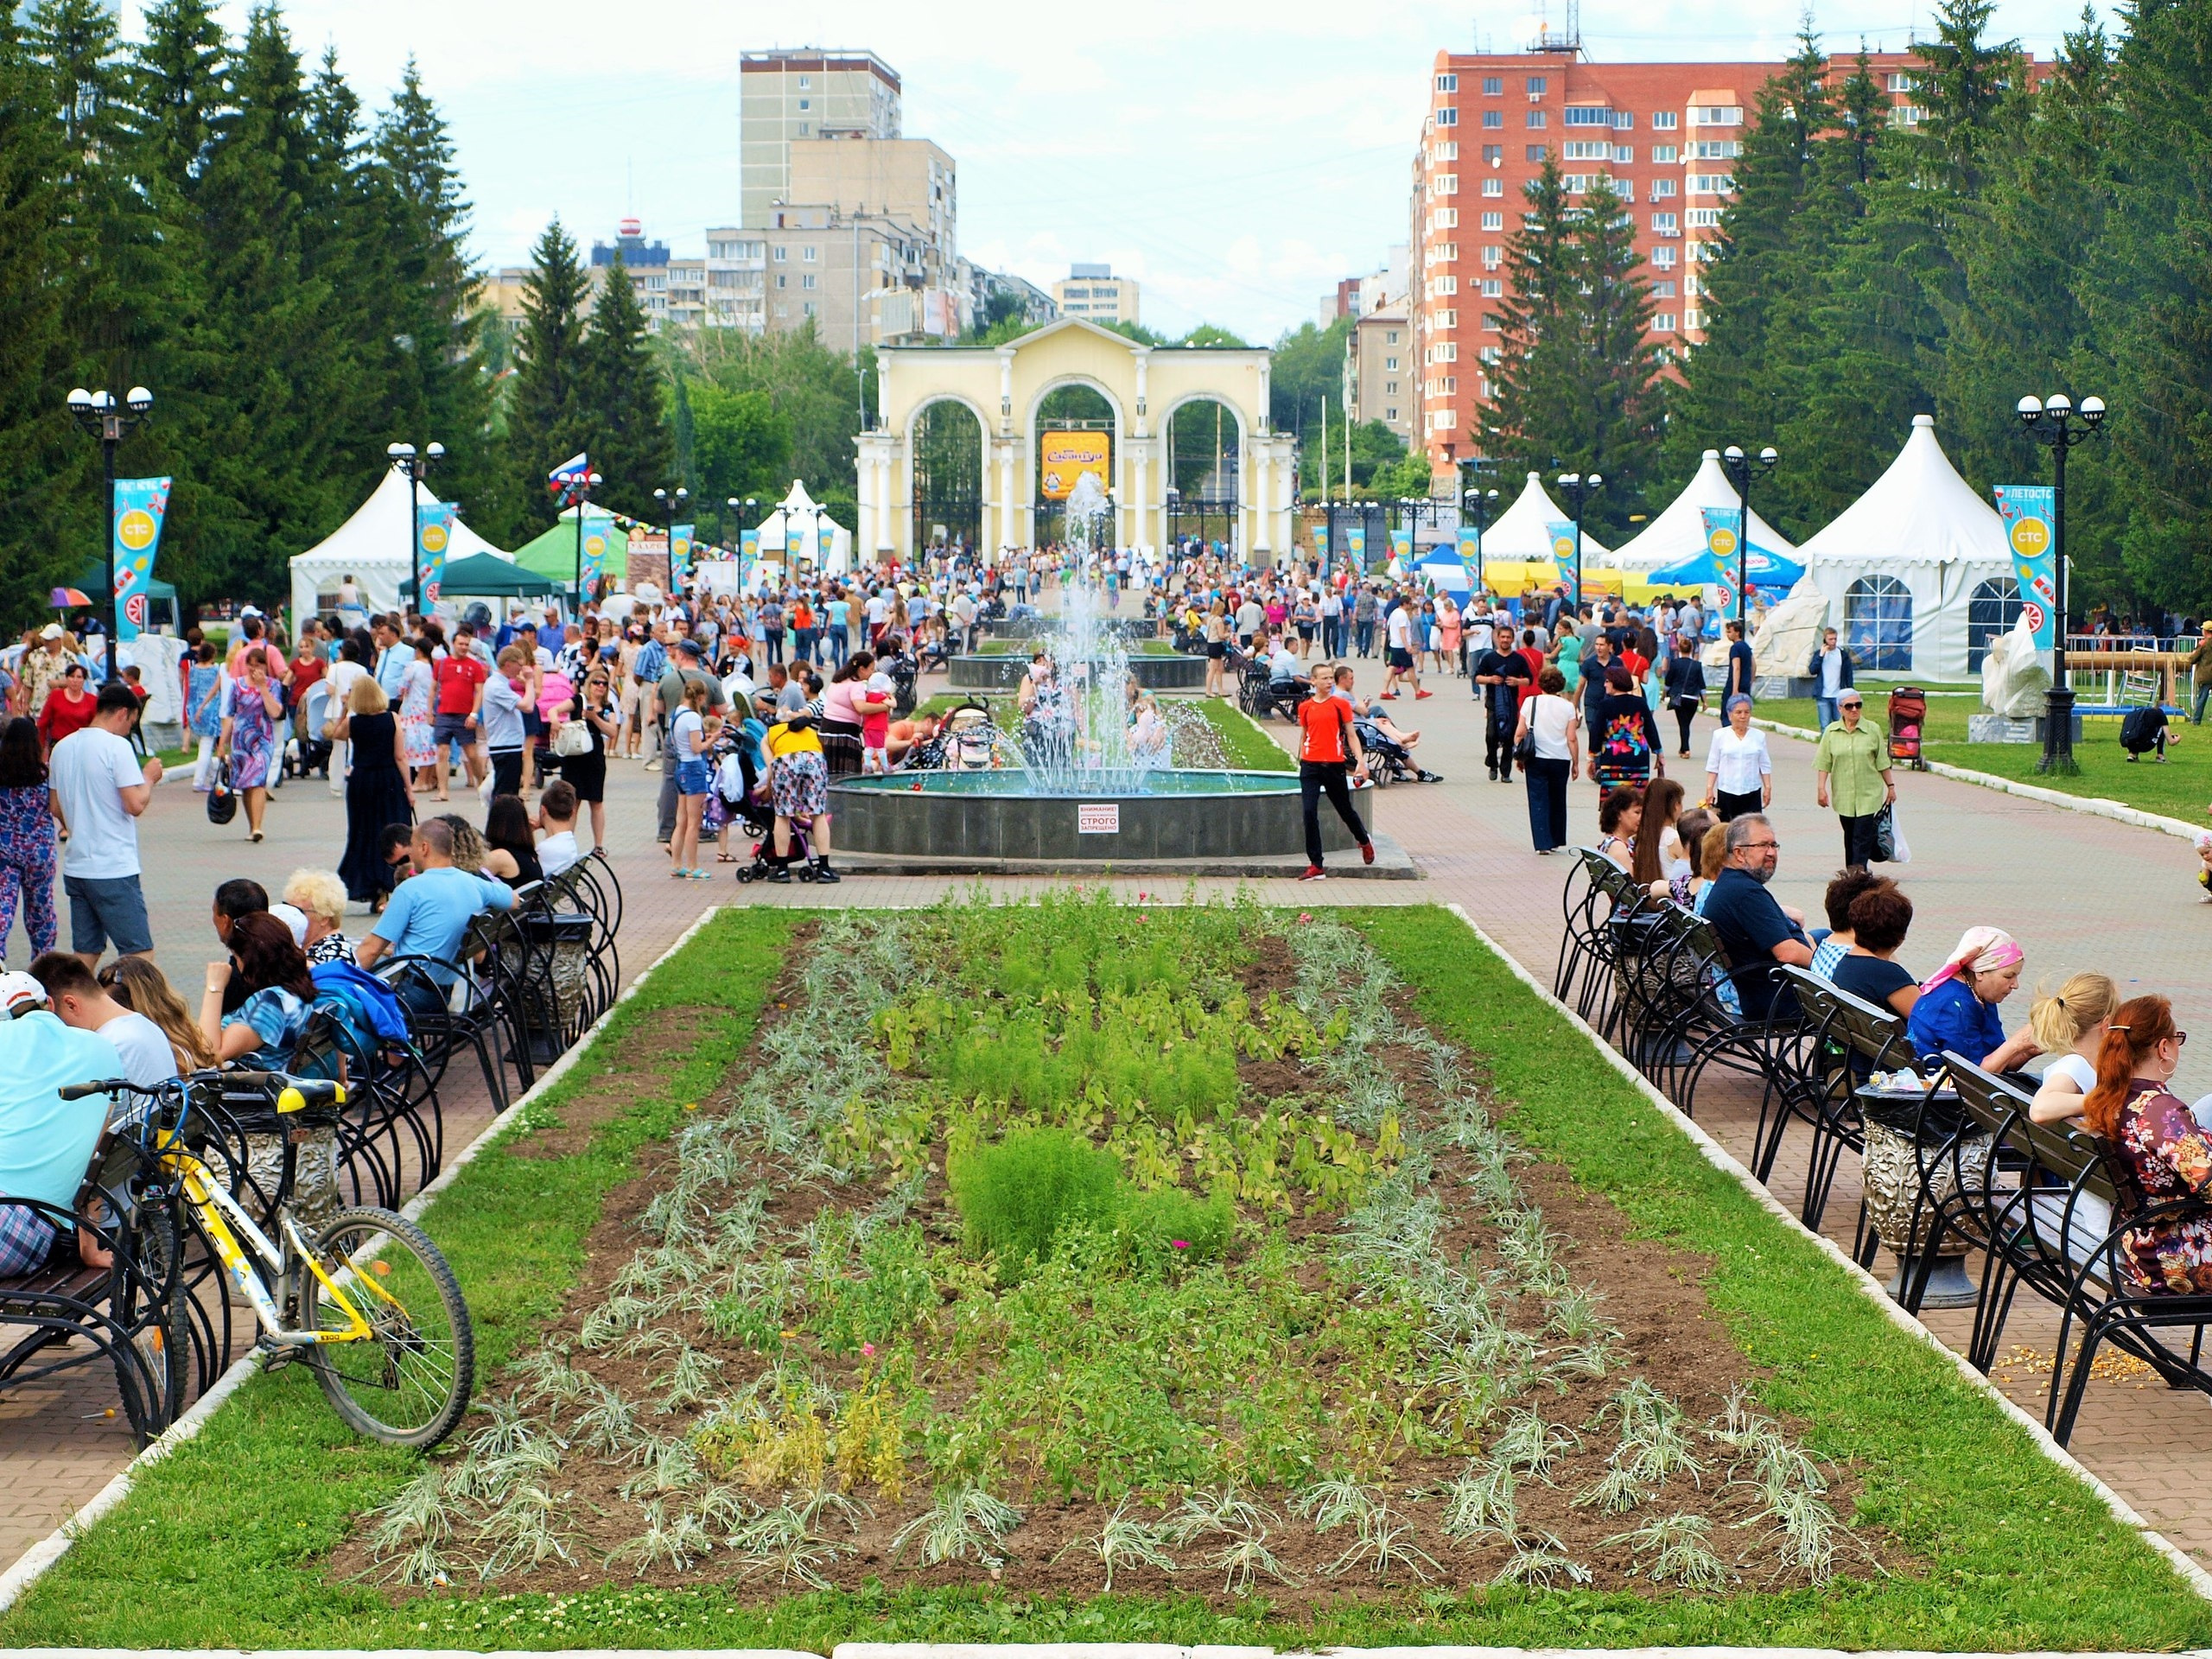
[1355,715,1443,785]
[1886,686,1929,772]
[940,700,1000,771]
[287,677,338,780]
[885,653,919,717]
[731,809,818,883]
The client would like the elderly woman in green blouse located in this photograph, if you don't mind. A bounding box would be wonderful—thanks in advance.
[1814,689,1896,872]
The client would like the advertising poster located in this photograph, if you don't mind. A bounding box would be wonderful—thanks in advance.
[417,504,456,604]
[1389,527,1413,575]
[1345,521,1367,569]
[1039,430,1110,499]
[1546,521,1578,588]
[580,516,614,590]
[670,523,696,583]
[1993,485,2057,648]
[740,528,760,571]
[111,475,170,640]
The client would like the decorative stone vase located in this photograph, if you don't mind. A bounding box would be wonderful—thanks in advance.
[1860,1118,1993,1308]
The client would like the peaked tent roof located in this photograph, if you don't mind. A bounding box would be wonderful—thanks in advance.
[1476,471,1611,563]
[291,466,509,570]
[513,507,629,582]
[1796,416,2008,569]
[1605,449,1797,571]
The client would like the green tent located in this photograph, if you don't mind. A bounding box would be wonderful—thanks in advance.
[405,552,556,599]
[513,512,627,585]
[74,565,177,600]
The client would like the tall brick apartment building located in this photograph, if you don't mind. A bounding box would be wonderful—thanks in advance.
[1408,41,1985,475]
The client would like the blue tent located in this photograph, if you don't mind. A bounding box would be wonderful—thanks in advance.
[1414,551,1476,599]
[1644,541,1804,591]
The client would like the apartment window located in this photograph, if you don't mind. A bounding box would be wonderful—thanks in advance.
[1435,175,1458,194]
[1482,245,1503,268]
[1651,212,1678,233]
[1481,143,1503,163]
[775,273,786,288]
[1436,105,1458,125]
[802,245,817,261]
[1885,72,1916,92]
[1385,379,1398,396]
[1562,174,1589,192]
[1434,308,1458,327]
[1694,105,1743,125]
[1692,139,1740,159]
[804,301,817,316]
[1481,211,1503,230]
[1685,273,1704,296]
[1564,105,1611,125]
[1690,175,1733,195]
[1436,72,1459,91]
[1652,280,1676,298]
[1683,308,1701,328]
[1384,356,1398,371]
[1479,346,1501,364]
[1652,111,1679,130]
[1687,207,1722,226]
[797,98,810,111]
[1614,111,1635,129]
[1434,140,1459,161]
[1615,145,1633,163]
[801,272,816,289]
[1525,110,1548,128]
[1650,178,1677,199]
[797,73,810,87]
[1652,313,1676,333]
[1652,143,1679,163]
[1526,75,1548,94]
[1895,105,1925,126]
[1480,277,1502,297]
[1434,409,1456,429]
[1482,109,1503,129]
[1433,207,1459,227]
[1563,140,1609,160]
[1483,74,1503,95]
[1440,376,1459,393]
[1433,341,1457,361]
[773,245,788,261]
[1386,407,1399,421]
[1482,177,1503,196]
[1482,312,1503,331]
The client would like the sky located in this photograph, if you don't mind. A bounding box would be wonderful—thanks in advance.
[161,0,2105,344]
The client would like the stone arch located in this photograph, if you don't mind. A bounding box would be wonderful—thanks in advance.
[1155,391,1249,554]
[904,393,991,557]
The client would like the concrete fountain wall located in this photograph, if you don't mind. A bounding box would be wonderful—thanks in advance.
[946,653,1210,692]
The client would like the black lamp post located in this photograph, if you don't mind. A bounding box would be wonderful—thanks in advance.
[2017,391,2107,775]
[653,485,690,585]
[66,385,154,668]
[385,440,445,615]
[1555,469,1604,607]
[559,464,604,598]
[1166,485,1181,552]
[1719,443,1778,627]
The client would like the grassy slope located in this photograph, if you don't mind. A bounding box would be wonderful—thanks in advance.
[10,901,2209,1650]
[1185,696,1294,772]
[1758,678,2212,823]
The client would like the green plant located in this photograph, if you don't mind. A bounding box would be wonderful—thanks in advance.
[948,1123,1232,1280]
[1058,1501,1179,1591]
[889,1485,1023,1568]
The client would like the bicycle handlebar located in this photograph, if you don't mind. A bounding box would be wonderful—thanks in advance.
[60,1071,343,1106]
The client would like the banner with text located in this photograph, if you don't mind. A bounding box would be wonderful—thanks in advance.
[1993,485,2057,649]
[740,528,760,571]
[670,524,695,583]
[417,504,456,604]
[579,513,616,591]
[1039,430,1111,500]
[111,475,170,640]
[1344,522,1367,569]
[1547,521,1578,588]
[1457,522,1480,569]
[1389,527,1413,575]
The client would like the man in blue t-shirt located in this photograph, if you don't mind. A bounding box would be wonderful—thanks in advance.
[1696,815,1813,1021]
[356,821,515,1024]
[0,972,124,1274]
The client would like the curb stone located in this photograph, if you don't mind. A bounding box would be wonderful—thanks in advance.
[1438,902,2212,1605]
[0,906,726,1617]
[1747,715,2204,842]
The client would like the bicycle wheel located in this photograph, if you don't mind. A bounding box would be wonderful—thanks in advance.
[298,1206,474,1449]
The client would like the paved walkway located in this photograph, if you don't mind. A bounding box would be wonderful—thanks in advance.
[3,644,2209,1585]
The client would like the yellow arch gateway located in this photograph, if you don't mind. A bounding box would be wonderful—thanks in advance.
[855,317,1298,565]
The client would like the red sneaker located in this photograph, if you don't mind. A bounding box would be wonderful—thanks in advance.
[1298,865,1327,881]
[1415,689,1435,700]
[1380,692,1397,700]
[1361,841,1376,865]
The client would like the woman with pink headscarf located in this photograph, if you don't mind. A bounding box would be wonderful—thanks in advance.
[1907,925,2044,1073]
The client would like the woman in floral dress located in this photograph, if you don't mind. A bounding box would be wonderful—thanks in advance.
[2084,995,2212,1294]
[218,652,283,842]
[0,717,58,963]
[398,636,438,791]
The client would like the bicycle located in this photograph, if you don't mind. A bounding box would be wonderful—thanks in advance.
[63,1071,475,1449]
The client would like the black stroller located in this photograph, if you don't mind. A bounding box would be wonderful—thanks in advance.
[1355,715,1442,785]
[286,677,338,780]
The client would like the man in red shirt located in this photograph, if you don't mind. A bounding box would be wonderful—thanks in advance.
[431,624,489,798]
[1294,662,1372,881]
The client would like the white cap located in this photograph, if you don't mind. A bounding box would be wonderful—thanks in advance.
[0,971,49,1018]
[238,604,263,620]
[268,902,310,949]
[40,623,63,641]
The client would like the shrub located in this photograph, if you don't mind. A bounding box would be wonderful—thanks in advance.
[949,1124,1232,1280]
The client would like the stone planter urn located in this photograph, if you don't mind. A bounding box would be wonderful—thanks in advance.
[1859,1109,1993,1309]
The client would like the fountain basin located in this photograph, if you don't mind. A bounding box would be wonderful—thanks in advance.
[948,653,1209,692]
[828,768,1407,874]
[982,613,1154,642]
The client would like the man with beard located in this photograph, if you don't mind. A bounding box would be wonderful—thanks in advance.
[1697,814,1814,1020]
[1471,629,1528,782]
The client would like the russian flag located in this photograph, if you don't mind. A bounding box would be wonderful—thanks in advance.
[547,452,590,495]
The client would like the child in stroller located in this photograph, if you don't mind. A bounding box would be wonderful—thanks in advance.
[705,707,771,862]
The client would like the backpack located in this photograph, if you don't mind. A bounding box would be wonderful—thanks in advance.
[2120,705,2160,753]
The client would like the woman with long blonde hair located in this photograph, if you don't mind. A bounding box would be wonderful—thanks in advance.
[99,956,217,1072]
[2027,972,2120,1124]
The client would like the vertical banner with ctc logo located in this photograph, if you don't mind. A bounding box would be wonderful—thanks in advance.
[1993,485,2057,649]
[1547,521,1578,590]
[670,524,695,584]
[111,476,171,641]
[417,505,456,605]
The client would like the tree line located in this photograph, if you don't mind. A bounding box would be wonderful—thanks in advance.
[1480,0,2212,612]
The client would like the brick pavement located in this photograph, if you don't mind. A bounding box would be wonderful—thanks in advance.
[3,650,2209,1584]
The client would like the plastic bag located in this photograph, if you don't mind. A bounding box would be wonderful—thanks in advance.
[1874,802,1911,864]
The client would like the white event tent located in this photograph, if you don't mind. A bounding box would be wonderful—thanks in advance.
[1796,415,2012,682]
[1605,449,1798,573]
[1476,470,1610,580]
[288,468,511,626]
[753,480,853,577]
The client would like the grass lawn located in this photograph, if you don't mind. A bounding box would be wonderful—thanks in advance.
[1182,696,1293,772]
[1755,678,2212,823]
[7,899,2208,1651]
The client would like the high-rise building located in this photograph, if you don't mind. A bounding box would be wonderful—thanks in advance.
[1408,41,2023,472]
[1345,302,1414,444]
[740,49,903,230]
[1052,264,1140,327]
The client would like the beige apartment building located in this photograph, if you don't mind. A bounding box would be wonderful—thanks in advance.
[1051,264,1140,327]
[1345,302,1414,443]
[740,49,902,230]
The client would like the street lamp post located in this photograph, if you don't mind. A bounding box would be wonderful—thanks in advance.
[66,385,154,669]
[653,486,690,587]
[557,466,602,600]
[1555,470,1604,608]
[1718,444,1778,627]
[1165,485,1181,554]
[385,440,445,616]
[2017,391,2107,775]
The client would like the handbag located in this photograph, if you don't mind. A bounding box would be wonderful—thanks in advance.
[551,720,591,759]
[1873,802,1911,864]
[206,758,237,825]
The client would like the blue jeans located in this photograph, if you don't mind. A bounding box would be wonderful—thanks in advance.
[1524,756,1571,851]
[828,630,849,670]
[2194,684,2209,725]
[1816,696,1839,730]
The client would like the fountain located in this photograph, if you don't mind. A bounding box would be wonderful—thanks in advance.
[830,488,1408,875]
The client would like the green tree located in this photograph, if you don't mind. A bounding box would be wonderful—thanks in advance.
[1268,315,1351,490]
[503,218,591,531]
[690,383,792,511]
[692,320,868,522]
[576,252,673,518]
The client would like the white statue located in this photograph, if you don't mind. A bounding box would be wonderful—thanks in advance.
[1980,613,2050,718]
[1751,589,1831,678]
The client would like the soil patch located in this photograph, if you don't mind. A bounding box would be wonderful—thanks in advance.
[509,1007,728,1161]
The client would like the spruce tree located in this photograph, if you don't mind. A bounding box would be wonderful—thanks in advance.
[127,0,226,195]
[505,218,592,531]
[1480,152,1580,473]
[578,251,674,518]
[1572,177,1663,531]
